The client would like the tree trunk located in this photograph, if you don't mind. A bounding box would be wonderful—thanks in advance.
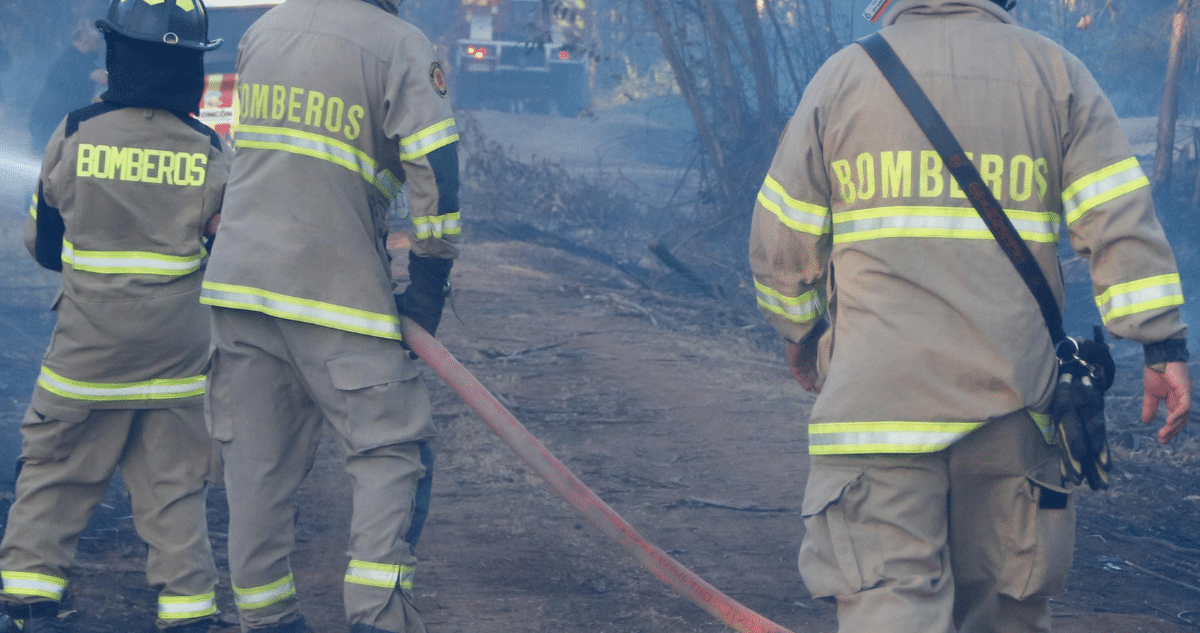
[735,0,779,128]
[1153,0,1190,197]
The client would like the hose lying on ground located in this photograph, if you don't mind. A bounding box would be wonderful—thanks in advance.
[400,316,795,633]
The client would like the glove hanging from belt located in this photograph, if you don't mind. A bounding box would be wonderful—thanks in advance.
[395,251,452,337]
[1050,325,1116,491]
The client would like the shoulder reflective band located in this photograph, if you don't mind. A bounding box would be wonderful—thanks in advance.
[411,211,462,240]
[345,560,415,592]
[61,240,206,276]
[399,118,459,162]
[0,571,67,601]
[754,279,824,325]
[807,420,985,454]
[757,175,830,236]
[200,281,402,340]
[38,368,206,402]
[235,124,403,202]
[158,592,218,621]
[832,206,1060,244]
[28,192,37,218]
[233,574,297,611]
[1094,273,1184,324]
[1062,157,1149,225]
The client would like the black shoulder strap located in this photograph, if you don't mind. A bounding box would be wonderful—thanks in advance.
[172,112,223,151]
[65,101,124,137]
[856,32,1066,345]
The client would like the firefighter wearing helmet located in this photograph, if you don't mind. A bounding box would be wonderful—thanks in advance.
[199,0,460,631]
[0,0,227,632]
[751,0,1189,631]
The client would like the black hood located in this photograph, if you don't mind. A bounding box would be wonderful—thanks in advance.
[99,32,204,115]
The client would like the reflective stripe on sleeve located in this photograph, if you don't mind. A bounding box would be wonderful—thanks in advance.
[411,212,462,240]
[235,125,403,202]
[37,368,206,402]
[1094,273,1184,324]
[61,240,205,276]
[344,560,415,591]
[29,192,37,219]
[832,206,1060,244]
[1,571,67,601]
[200,281,402,340]
[1062,157,1149,225]
[754,279,824,325]
[807,421,985,455]
[399,119,459,161]
[756,175,830,236]
[158,592,218,621]
[233,574,297,611]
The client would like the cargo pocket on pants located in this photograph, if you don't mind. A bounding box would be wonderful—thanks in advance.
[203,347,234,442]
[20,402,90,462]
[798,467,866,598]
[997,467,1076,600]
[328,350,430,453]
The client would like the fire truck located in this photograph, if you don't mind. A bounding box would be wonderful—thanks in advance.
[452,0,591,116]
[196,0,285,143]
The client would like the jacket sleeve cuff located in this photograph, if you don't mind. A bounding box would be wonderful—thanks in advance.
[1144,338,1189,366]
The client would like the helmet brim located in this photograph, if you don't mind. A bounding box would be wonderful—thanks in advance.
[96,19,223,51]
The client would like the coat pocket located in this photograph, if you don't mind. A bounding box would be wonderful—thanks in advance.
[327,350,431,453]
[798,466,866,598]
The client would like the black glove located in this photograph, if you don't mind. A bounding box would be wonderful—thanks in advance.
[394,252,452,337]
[1051,326,1114,491]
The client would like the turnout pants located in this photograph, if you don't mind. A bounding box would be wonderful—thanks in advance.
[207,308,434,633]
[798,410,1076,633]
[0,403,219,629]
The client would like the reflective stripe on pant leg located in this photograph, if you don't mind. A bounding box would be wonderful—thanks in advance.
[404,440,434,549]
[345,560,416,593]
[158,591,218,621]
[233,573,297,611]
[0,572,66,601]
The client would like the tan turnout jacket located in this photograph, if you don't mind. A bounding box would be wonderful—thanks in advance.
[750,0,1187,455]
[200,0,461,340]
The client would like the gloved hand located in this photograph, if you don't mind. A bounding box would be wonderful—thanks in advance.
[1051,327,1114,490]
[394,252,452,337]
[1142,361,1191,444]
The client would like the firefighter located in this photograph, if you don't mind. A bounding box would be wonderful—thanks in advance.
[749,0,1190,631]
[0,1,228,632]
[199,0,460,630]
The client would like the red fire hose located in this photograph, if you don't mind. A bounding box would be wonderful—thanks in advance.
[400,317,795,633]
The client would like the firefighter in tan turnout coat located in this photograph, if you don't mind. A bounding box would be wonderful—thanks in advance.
[0,1,228,632]
[199,0,461,631]
[750,0,1192,631]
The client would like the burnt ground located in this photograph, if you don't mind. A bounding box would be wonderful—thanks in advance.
[0,105,1197,633]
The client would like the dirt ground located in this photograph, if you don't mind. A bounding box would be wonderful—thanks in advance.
[0,106,1198,633]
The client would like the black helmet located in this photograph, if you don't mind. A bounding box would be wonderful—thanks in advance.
[96,0,222,51]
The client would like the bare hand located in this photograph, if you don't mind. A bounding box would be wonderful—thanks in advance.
[785,339,820,393]
[1142,361,1191,444]
[205,213,221,238]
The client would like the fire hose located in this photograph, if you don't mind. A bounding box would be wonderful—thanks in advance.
[400,317,795,633]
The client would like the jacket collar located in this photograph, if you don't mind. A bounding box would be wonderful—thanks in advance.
[882,0,1017,27]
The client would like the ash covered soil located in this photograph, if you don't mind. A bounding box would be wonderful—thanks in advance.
[0,104,1197,633]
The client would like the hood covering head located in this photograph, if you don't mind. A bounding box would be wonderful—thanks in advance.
[100,32,205,115]
[881,0,1017,27]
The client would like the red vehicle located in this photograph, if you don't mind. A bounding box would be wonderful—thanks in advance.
[196,0,285,143]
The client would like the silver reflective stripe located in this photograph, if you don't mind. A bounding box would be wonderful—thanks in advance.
[233,574,296,610]
[754,279,823,325]
[399,119,459,161]
[1095,273,1184,324]
[158,592,218,620]
[807,421,984,455]
[200,282,402,340]
[412,212,462,240]
[1062,157,1149,225]
[833,206,1059,244]
[1,571,67,600]
[345,560,415,590]
[37,368,206,402]
[757,175,830,236]
[235,125,402,201]
[61,240,205,276]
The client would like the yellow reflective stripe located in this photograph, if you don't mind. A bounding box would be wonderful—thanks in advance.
[61,240,205,276]
[29,192,37,219]
[200,281,402,340]
[1,571,67,600]
[399,118,459,161]
[235,124,402,201]
[832,206,1060,244]
[344,560,415,591]
[754,279,823,324]
[158,592,217,620]
[807,421,985,455]
[411,212,462,240]
[233,574,296,611]
[757,175,830,236]
[1094,273,1184,323]
[37,368,206,402]
[1062,157,1149,225]
[1028,410,1055,444]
